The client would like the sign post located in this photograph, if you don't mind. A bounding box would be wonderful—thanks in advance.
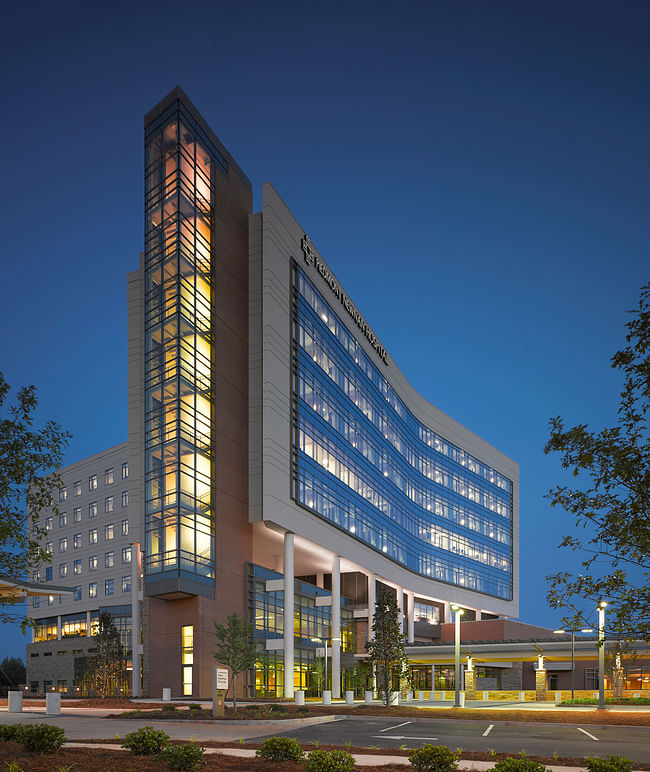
[213,667,229,718]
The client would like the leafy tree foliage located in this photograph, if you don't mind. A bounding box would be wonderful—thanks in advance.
[213,612,257,709]
[0,373,69,624]
[81,612,126,697]
[366,587,411,705]
[0,656,26,688]
[545,283,650,639]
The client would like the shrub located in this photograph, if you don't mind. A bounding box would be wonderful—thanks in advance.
[491,759,550,772]
[305,749,356,772]
[409,744,459,772]
[256,736,304,762]
[19,724,66,753]
[0,725,24,742]
[122,725,170,755]
[584,757,634,772]
[158,741,206,771]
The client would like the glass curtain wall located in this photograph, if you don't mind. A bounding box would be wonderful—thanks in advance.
[144,108,215,587]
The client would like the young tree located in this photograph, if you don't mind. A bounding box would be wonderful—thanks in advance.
[545,282,650,640]
[83,612,125,697]
[213,613,257,710]
[0,373,70,624]
[0,656,26,688]
[366,587,410,706]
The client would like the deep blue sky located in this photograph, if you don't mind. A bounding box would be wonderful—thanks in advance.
[1,1,648,660]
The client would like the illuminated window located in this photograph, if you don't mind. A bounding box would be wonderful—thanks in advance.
[181,625,194,696]
[89,555,98,571]
[105,468,114,486]
[59,512,67,528]
[73,533,82,549]
[121,462,129,479]
[73,481,82,497]
[59,488,67,502]
[122,546,132,564]
[73,559,82,575]
[89,501,97,518]
[89,528,97,544]
[59,538,68,553]
[121,519,129,536]
[45,517,53,531]
[89,475,97,491]
[105,551,114,568]
[122,575,131,593]
[105,496,114,513]
[48,594,55,606]
[73,507,81,523]
[105,579,114,596]
[105,524,114,541]
[122,490,129,508]
[59,564,67,578]
[46,542,53,555]
[89,582,97,598]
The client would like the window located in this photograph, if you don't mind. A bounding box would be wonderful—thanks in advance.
[73,507,81,523]
[59,512,67,528]
[32,597,39,608]
[121,462,129,479]
[181,625,193,696]
[73,559,82,575]
[89,582,97,598]
[89,528,97,545]
[73,586,81,601]
[121,490,129,508]
[122,575,131,593]
[105,551,114,568]
[89,555,98,571]
[45,566,53,582]
[32,570,40,582]
[46,541,53,556]
[122,546,132,563]
[105,579,114,595]
[105,468,114,486]
[89,474,97,491]
[73,533,82,549]
[59,488,67,502]
[105,496,114,513]
[73,481,82,497]
[59,564,67,578]
[45,517,53,531]
[59,538,68,553]
[121,519,129,536]
[105,524,114,541]
[48,594,55,606]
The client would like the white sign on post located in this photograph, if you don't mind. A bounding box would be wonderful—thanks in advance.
[216,668,228,690]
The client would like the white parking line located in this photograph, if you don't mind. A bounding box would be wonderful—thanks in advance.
[482,724,494,737]
[379,721,412,732]
[577,727,599,741]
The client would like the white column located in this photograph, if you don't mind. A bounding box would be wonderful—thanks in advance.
[131,542,142,697]
[407,591,415,643]
[443,600,451,624]
[331,555,341,699]
[86,610,91,634]
[283,532,294,699]
[396,586,404,634]
[367,573,376,643]
[57,615,62,640]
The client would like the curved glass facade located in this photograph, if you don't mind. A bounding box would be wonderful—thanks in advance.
[292,265,513,599]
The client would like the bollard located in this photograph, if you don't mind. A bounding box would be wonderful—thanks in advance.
[295,690,305,706]
[345,690,354,706]
[162,687,171,701]
[388,691,399,706]
[518,691,525,702]
[8,691,23,713]
[364,690,373,704]
[46,692,61,716]
[405,690,413,702]
[459,693,465,708]
[483,691,490,701]
[554,691,562,705]
[418,690,425,703]
[322,690,332,705]
[429,690,436,702]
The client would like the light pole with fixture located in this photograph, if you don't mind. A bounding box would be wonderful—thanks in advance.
[597,601,607,710]
[311,637,328,697]
[553,627,593,699]
[451,604,464,707]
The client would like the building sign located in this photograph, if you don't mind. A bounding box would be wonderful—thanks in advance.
[215,667,228,690]
[301,234,389,365]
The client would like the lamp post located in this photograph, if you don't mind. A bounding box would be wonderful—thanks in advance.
[597,601,607,710]
[451,604,464,708]
[553,627,593,699]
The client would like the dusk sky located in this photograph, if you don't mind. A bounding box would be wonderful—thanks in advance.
[1,1,648,659]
